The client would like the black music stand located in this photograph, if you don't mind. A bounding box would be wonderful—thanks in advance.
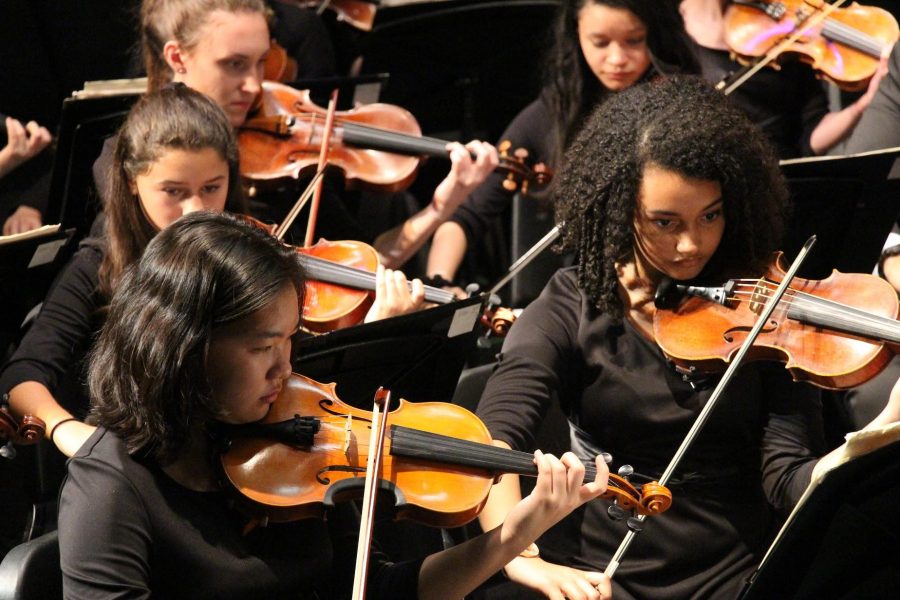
[779,146,900,279]
[48,92,139,236]
[284,72,389,110]
[739,434,900,599]
[293,295,486,407]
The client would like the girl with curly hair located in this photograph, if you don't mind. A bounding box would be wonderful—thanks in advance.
[58,210,612,599]
[473,76,900,599]
[426,0,699,290]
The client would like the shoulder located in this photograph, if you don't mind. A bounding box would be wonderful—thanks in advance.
[68,426,146,484]
[503,96,555,139]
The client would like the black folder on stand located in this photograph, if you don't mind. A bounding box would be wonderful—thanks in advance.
[293,295,487,408]
[779,146,900,280]
[739,431,900,599]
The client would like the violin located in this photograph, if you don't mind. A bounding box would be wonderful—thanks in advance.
[218,372,672,526]
[239,81,552,194]
[724,0,899,91]
[1,399,45,459]
[653,252,900,389]
[281,0,377,32]
[240,215,512,334]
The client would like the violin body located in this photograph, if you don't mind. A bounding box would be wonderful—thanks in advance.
[239,81,552,194]
[220,374,502,527]
[240,82,423,193]
[654,254,900,389]
[298,239,378,332]
[724,0,899,91]
[220,373,672,527]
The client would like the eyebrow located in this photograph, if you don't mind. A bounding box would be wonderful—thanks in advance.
[157,175,227,186]
[645,197,723,216]
[253,318,302,339]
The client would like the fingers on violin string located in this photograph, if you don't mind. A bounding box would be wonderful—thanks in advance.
[409,277,425,305]
[559,451,586,492]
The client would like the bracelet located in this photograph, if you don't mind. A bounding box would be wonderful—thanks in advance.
[50,417,78,444]
[518,542,540,558]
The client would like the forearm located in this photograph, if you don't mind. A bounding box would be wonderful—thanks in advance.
[425,222,468,282]
[373,203,447,269]
[809,102,865,155]
[9,381,94,456]
[417,515,533,600]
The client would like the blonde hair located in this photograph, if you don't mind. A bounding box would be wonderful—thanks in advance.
[141,0,270,91]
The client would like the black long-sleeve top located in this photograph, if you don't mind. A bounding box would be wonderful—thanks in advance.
[476,269,826,600]
[693,45,828,158]
[0,238,105,416]
[59,427,422,599]
[448,95,554,250]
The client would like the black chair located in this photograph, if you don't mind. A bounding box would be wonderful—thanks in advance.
[0,531,61,600]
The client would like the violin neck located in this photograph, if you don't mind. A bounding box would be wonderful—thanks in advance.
[821,15,886,58]
[389,425,601,482]
[340,122,451,159]
[786,293,900,345]
[298,253,456,305]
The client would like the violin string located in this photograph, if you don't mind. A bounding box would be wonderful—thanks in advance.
[821,17,888,56]
[311,422,645,502]
[720,280,900,340]
[305,112,451,157]
[299,254,456,304]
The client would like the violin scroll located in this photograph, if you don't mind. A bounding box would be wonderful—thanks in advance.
[498,141,552,195]
[1,398,46,459]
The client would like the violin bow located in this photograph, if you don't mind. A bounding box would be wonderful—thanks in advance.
[351,387,392,600]
[304,87,341,247]
[487,224,561,297]
[603,235,817,579]
[717,0,849,96]
[273,169,326,241]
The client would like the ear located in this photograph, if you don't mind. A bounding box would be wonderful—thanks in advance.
[162,40,188,77]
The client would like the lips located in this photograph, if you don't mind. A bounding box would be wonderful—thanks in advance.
[260,387,281,403]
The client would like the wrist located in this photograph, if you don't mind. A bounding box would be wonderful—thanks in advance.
[50,417,78,444]
[518,542,540,558]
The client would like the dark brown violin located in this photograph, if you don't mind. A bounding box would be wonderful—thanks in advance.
[1,400,45,459]
[285,0,377,32]
[239,81,552,194]
[219,373,672,526]
[724,0,898,91]
[654,252,900,389]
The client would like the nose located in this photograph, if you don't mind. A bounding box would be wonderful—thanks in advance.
[606,43,628,66]
[676,228,700,256]
[181,196,207,215]
[271,342,292,382]
[243,70,262,97]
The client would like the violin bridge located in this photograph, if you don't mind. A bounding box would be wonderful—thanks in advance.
[343,414,352,454]
[749,280,770,315]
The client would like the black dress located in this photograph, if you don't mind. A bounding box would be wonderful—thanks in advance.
[476,269,826,600]
[693,45,828,158]
[59,427,422,599]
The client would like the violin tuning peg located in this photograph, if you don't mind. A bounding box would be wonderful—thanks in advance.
[502,174,518,192]
[626,517,644,532]
[607,503,626,521]
[0,441,16,461]
[617,464,634,479]
[601,452,613,465]
[513,147,529,160]
[498,140,512,156]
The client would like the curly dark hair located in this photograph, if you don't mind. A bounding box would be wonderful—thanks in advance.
[554,75,789,317]
[99,84,247,298]
[88,211,304,463]
[542,0,699,164]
